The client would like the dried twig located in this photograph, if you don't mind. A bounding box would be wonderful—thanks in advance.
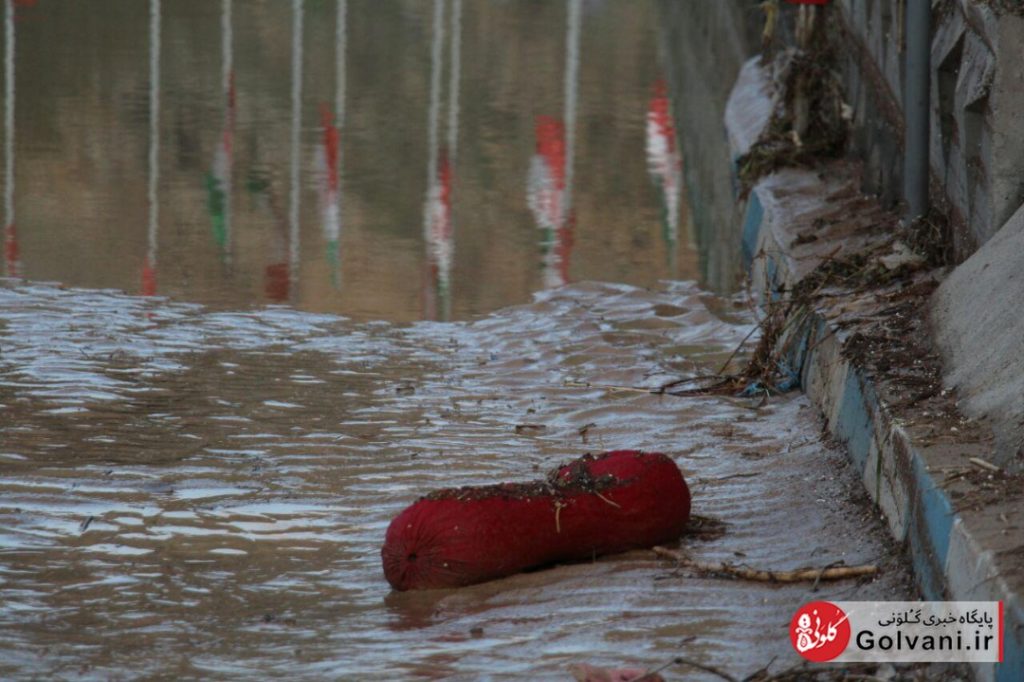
[564,380,656,395]
[968,456,1001,473]
[664,382,737,398]
[554,501,566,534]
[696,472,759,485]
[631,656,738,682]
[652,547,877,583]
[811,560,846,592]
[593,491,621,508]
[716,323,761,377]
[667,657,738,682]
[566,377,746,400]
[664,378,738,397]
[656,374,727,394]
[743,661,894,681]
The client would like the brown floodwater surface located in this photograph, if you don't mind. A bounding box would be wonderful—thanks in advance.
[2,0,696,322]
[1,280,917,679]
[0,2,919,680]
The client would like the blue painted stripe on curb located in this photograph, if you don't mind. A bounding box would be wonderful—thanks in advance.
[905,448,950,598]
[835,370,872,472]
[997,601,1024,682]
[912,451,953,593]
[798,317,829,387]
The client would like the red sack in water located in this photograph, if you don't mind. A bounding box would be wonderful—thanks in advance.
[381,450,691,591]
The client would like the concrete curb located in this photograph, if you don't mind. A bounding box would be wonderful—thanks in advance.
[726,56,1023,682]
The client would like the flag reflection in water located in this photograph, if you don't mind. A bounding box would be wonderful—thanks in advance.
[527,116,574,289]
[250,174,292,303]
[526,0,580,291]
[645,79,682,273]
[3,0,26,278]
[316,103,341,288]
[252,170,291,302]
[205,0,234,262]
[3,222,15,280]
[142,0,161,296]
[423,151,453,319]
[422,0,461,321]
[327,0,347,289]
[260,0,304,304]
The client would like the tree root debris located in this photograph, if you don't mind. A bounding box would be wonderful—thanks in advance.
[652,546,877,584]
[610,656,964,682]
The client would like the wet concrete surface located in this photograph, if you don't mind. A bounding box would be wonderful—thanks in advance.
[0,280,919,679]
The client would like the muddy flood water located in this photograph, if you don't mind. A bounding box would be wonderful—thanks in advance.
[1,1,917,680]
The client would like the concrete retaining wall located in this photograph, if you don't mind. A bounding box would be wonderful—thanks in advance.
[745,166,1024,682]
[836,0,1024,255]
[932,203,1024,469]
[656,0,760,293]
[729,55,1024,682]
[664,2,1024,675]
[813,0,1024,527]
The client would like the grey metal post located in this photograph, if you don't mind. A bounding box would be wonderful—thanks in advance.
[904,0,931,222]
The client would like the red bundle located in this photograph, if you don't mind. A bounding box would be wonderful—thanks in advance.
[382,450,691,591]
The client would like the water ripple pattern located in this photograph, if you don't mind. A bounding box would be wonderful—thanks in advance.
[0,280,912,679]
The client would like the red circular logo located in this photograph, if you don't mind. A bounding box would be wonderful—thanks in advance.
[790,601,851,662]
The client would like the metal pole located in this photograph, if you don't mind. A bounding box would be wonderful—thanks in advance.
[904,0,930,222]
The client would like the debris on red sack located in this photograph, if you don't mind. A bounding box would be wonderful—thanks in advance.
[381,450,691,591]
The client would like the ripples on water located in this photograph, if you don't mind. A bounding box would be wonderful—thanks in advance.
[0,280,913,678]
